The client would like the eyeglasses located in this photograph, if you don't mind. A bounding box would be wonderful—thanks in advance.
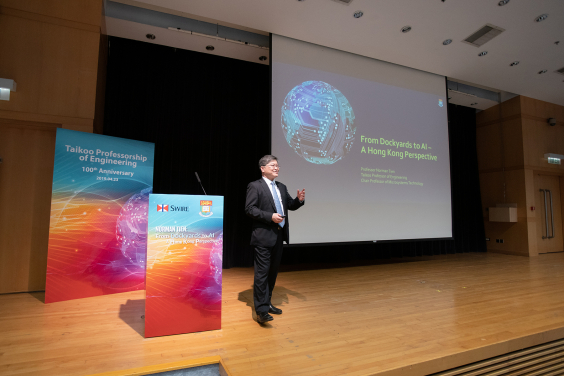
[265,163,280,170]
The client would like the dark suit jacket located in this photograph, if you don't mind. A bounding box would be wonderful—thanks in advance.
[245,178,304,247]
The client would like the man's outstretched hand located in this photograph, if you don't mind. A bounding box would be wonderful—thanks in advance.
[297,189,305,201]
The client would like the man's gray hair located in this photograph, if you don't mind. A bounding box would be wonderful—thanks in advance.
[259,155,278,168]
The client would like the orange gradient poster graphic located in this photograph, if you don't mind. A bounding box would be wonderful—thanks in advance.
[145,194,223,338]
[46,129,154,303]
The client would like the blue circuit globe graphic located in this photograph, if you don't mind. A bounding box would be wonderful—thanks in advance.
[116,187,152,269]
[281,81,356,164]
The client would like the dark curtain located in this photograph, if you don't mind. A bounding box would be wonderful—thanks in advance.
[447,104,487,254]
[103,36,486,269]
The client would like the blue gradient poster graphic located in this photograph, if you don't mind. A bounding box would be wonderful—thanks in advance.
[46,129,154,303]
[145,194,224,337]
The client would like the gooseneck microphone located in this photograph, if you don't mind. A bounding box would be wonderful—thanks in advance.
[195,172,207,195]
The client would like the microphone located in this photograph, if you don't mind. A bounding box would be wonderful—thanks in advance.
[195,172,207,195]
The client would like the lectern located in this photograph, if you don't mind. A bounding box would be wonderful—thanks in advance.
[145,194,224,338]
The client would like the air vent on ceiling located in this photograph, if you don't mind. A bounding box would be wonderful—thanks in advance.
[463,24,505,47]
[331,0,353,5]
[556,66,564,76]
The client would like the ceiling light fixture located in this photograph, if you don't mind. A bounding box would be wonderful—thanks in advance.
[443,39,452,45]
[478,51,488,56]
[471,103,478,106]
[555,41,560,45]
[206,45,215,51]
[146,34,156,40]
[259,56,267,61]
[510,61,519,66]
[353,11,363,18]
[538,69,547,74]
[401,26,412,33]
[498,0,509,6]
[535,14,548,22]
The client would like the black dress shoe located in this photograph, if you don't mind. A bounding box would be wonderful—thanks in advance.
[268,304,282,315]
[256,312,273,324]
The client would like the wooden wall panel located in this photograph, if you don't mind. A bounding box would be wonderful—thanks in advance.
[522,117,564,171]
[479,171,505,215]
[524,169,536,220]
[521,97,564,256]
[505,169,528,218]
[520,97,564,171]
[476,97,524,173]
[0,122,57,293]
[527,219,538,256]
[0,0,102,26]
[484,221,529,256]
[520,96,564,173]
[0,0,102,293]
[476,119,524,172]
[476,97,521,126]
[476,97,528,255]
[521,96,564,122]
[477,96,564,257]
[501,118,524,169]
[93,33,108,134]
[476,104,502,126]
[480,170,527,218]
[0,13,99,122]
[561,176,564,257]
[501,96,522,118]
[476,124,503,171]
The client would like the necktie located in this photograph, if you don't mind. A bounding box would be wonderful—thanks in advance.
[271,182,285,228]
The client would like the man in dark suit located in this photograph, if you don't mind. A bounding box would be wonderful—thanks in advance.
[245,155,305,324]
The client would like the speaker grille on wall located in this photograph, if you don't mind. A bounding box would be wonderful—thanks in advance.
[463,24,505,47]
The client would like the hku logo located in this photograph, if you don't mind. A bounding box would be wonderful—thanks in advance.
[199,200,213,217]
[157,204,169,212]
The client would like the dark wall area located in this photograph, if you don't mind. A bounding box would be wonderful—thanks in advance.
[103,36,486,268]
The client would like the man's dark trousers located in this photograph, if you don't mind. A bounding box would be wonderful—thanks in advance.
[253,226,285,314]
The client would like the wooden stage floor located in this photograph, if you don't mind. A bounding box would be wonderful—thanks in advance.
[2,252,564,376]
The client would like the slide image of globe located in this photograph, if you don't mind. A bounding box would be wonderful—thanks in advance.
[281,81,356,165]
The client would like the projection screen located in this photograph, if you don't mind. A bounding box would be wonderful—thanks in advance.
[271,34,452,244]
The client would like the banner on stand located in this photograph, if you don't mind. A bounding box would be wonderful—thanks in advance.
[46,129,154,303]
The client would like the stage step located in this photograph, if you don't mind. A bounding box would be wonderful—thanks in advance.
[88,356,232,376]
[430,339,564,376]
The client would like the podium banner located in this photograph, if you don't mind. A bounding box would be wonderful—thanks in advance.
[146,194,224,338]
[46,129,154,303]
